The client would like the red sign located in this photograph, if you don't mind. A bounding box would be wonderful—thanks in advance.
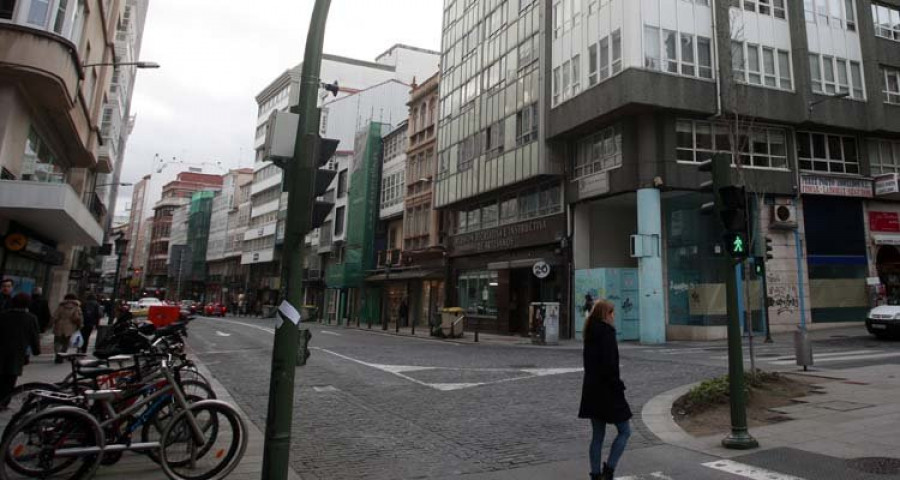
[870,211,900,232]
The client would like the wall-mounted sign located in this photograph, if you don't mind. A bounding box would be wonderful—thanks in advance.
[870,211,900,233]
[800,174,873,198]
[449,215,565,256]
[532,261,551,279]
[573,171,610,200]
[874,173,900,197]
[3,233,27,252]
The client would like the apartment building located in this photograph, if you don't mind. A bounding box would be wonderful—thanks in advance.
[206,168,252,304]
[0,0,131,305]
[542,0,900,341]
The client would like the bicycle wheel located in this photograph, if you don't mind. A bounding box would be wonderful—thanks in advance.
[0,382,59,441]
[159,400,246,480]
[140,390,206,464]
[0,407,103,480]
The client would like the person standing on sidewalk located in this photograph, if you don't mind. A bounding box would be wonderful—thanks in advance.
[29,287,51,333]
[0,278,14,312]
[50,294,83,363]
[579,299,632,480]
[79,294,102,354]
[398,298,409,328]
[0,293,41,407]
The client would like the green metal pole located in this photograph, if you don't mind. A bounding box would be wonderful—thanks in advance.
[260,1,331,478]
[713,156,758,450]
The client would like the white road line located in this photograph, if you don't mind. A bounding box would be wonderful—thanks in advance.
[208,318,275,335]
[765,349,878,360]
[767,351,900,365]
[319,330,341,336]
[649,473,675,480]
[616,473,673,480]
[215,331,232,337]
[702,460,807,480]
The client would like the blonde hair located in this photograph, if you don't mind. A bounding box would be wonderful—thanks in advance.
[584,299,614,342]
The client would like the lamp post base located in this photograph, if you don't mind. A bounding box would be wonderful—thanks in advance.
[722,430,759,450]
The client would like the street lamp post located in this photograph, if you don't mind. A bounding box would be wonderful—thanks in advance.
[82,61,160,69]
[109,232,128,323]
[808,91,850,115]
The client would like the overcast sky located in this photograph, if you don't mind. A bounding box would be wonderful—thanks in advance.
[118,0,443,213]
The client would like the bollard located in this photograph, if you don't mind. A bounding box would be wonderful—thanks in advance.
[794,326,813,371]
[411,318,416,336]
[474,318,479,343]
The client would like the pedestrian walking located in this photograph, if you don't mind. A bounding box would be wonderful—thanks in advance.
[0,293,41,407]
[29,287,51,333]
[80,294,102,354]
[583,293,594,318]
[0,278,14,312]
[50,293,83,363]
[579,299,632,480]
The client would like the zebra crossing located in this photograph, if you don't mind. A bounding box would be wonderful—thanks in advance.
[613,460,808,479]
[638,343,900,369]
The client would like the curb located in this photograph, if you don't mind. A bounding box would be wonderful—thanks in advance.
[640,381,751,460]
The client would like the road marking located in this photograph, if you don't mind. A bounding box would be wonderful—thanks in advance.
[215,331,231,337]
[208,318,275,335]
[616,473,673,480]
[648,473,674,480]
[314,347,582,391]
[319,331,341,336]
[312,386,338,393]
[767,351,900,365]
[702,460,807,480]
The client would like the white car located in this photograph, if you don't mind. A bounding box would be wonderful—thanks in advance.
[866,305,900,339]
[132,297,165,317]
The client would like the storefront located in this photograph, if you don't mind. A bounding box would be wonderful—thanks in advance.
[447,214,570,337]
[1,227,64,295]
[865,174,900,304]
[801,174,872,323]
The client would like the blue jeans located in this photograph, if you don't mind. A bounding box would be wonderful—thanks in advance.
[590,419,631,474]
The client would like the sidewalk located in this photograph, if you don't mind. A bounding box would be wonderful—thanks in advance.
[9,333,300,480]
[642,363,900,473]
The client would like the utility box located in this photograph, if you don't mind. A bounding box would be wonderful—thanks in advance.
[530,302,560,345]
[441,307,465,337]
[263,111,299,161]
[794,327,814,370]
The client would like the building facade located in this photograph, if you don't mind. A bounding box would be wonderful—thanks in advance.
[0,0,128,305]
[436,0,568,337]
[543,0,900,340]
[206,168,252,304]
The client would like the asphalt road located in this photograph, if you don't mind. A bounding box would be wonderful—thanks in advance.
[185,317,900,479]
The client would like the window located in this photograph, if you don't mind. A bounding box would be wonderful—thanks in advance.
[644,26,661,70]
[796,132,859,174]
[664,29,678,73]
[808,54,865,99]
[732,41,745,82]
[747,44,762,84]
[872,3,900,41]
[574,124,623,179]
[676,120,788,169]
[588,43,598,85]
[552,67,561,105]
[27,0,50,27]
[515,103,538,146]
[884,66,900,104]
[611,29,622,73]
[681,34,695,76]
[735,0,787,18]
[869,139,900,174]
[562,60,571,98]
[21,127,65,183]
[644,26,713,80]
[1,0,15,19]
[805,0,856,30]
[571,54,581,95]
[778,51,792,89]
[336,170,348,198]
[333,206,345,236]
[599,36,610,80]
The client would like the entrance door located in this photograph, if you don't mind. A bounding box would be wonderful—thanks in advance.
[877,245,900,303]
[509,271,533,334]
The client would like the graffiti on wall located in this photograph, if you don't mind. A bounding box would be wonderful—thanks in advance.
[767,284,799,315]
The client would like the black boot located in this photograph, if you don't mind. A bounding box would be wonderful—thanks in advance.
[590,474,601,480]
[600,462,614,480]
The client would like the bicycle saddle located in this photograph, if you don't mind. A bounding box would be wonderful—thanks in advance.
[77,366,118,378]
[76,359,105,368]
[84,389,122,401]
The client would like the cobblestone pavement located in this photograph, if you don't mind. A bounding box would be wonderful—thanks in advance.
[187,318,725,479]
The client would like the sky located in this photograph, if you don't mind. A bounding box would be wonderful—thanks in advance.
[117,0,443,214]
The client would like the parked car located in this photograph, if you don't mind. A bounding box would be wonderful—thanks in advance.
[204,303,227,317]
[132,297,164,317]
[180,300,199,315]
[866,305,900,339]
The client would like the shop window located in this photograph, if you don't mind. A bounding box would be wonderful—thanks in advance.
[457,271,498,316]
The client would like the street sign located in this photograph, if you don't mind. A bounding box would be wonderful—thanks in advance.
[532,261,551,279]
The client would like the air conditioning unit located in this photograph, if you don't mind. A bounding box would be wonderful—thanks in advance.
[770,204,798,229]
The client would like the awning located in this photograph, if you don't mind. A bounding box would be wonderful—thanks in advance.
[366,269,443,282]
[487,258,558,270]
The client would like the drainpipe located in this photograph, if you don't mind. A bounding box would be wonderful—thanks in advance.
[793,162,808,329]
[711,0,723,118]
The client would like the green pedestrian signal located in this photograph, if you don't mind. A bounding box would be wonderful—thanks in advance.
[723,233,749,259]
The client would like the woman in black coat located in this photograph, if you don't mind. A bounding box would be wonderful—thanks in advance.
[0,293,41,407]
[579,299,632,480]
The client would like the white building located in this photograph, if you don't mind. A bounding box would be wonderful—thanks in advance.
[243,45,440,300]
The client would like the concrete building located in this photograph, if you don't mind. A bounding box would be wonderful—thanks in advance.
[539,0,900,341]
[435,0,566,338]
[166,203,190,300]
[124,174,150,289]
[246,45,439,313]
[0,0,130,305]
[145,172,222,296]
[206,168,252,304]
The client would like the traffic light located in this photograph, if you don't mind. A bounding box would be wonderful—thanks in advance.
[723,232,749,259]
[296,328,312,366]
[310,134,339,230]
[764,235,774,260]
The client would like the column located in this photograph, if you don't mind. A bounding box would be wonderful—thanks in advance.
[638,188,665,344]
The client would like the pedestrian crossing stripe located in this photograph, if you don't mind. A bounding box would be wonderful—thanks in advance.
[702,460,807,480]
[767,351,900,365]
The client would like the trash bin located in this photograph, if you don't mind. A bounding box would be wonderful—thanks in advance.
[440,307,464,338]
[794,326,813,370]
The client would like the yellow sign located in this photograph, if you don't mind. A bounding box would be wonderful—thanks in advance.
[4,233,27,252]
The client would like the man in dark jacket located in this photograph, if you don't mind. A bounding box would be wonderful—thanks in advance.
[80,294,102,354]
[29,287,52,333]
[0,278,14,312]
[0,293,41,406]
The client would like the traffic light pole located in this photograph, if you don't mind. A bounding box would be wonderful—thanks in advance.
[260,1,331,479]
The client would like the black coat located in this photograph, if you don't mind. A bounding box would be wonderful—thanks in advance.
[82,300,102,327]
[0,309,41,376]
[578,320,632,423]
[29,295,52,332]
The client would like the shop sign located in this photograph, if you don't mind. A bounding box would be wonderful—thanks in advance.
[874,174,900,196]
[3,232,64,265]
[869,211,900,232]
[800,174,873,198]
[449,215,565,256]
[573,172,610,200]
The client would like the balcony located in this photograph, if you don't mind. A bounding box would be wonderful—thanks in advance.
[87,192,107,224]
[0,180,103,246]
